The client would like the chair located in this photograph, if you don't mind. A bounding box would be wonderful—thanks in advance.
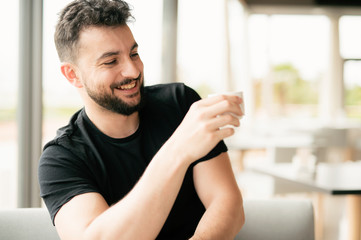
[0,208,60,240]
[0,199,314,240]
[235,199,315,240]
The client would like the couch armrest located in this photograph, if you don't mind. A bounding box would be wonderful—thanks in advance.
[0,208,60,240]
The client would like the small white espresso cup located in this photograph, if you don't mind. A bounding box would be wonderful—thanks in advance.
[208,91,245,119]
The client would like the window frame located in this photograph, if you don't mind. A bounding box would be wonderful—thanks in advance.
[18,0,43,208]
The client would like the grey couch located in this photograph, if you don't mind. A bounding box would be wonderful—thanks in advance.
[0,199,314,240]
[235,199,315,240]
[0,207,60,240]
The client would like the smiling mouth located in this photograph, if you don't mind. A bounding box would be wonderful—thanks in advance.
[117,80,137,90]
[112,73,142,92]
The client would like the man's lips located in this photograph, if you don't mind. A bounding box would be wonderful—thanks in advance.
[116,79,137,90]
[111,74,142,91]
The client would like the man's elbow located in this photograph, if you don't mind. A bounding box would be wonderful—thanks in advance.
[235,203,246,233]
[238,204,246,229]
[233,196,245,234]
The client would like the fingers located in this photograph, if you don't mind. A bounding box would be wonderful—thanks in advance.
[211,116,240,142]
[208,113,241,130]
[202,95,243,119]
[215,126,236,139]
[170,95,243,162]
[200,94,242,107]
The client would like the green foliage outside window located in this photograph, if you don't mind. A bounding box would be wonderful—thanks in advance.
[345,86,361,106]
[273,63,318,105]
[345,86,361,119]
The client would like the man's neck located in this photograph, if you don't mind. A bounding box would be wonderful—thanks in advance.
[85,106,140,139]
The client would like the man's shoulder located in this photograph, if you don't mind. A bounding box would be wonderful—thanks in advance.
[43,108,88,152]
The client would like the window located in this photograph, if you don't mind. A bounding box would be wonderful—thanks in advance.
[248,14,329,121]
[340,16,361,58]
[0,0,19,208]
[178,0,235,97]
[127,0,163,86]
[43,0,81,145]
[340,16,361,119]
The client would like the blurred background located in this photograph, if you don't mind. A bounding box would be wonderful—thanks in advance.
[1,0,361,239]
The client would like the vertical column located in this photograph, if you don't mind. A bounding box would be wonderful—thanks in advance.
[224,0,234,91]
[320,13,344,123]
[263,15,274,118]
[18,0,43,208]
[161,0,178,83]
[241,9,254,120]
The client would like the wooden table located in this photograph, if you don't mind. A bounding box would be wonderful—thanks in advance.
[249,162,361,240]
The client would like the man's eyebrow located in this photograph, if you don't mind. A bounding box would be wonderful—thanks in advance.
[97,51,120,62]
[131,42,138,51]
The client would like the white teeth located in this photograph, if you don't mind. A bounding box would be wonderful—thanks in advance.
[119,81,136,90]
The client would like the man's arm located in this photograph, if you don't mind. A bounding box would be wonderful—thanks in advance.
[55,145,191,240]
[191,152,245,240]
[54,95,243,240]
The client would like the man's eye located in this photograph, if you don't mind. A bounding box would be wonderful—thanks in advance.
[104,59,117,65]
[131,52,139,58]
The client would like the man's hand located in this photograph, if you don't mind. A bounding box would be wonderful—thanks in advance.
[166,94,243,164]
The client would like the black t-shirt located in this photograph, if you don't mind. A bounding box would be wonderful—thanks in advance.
[38,83,227,239]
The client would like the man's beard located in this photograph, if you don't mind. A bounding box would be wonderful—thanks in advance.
[85,77,145,116]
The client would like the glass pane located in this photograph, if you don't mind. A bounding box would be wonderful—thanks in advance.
[127,0,163,86]
[340,16,361,59]
[248,14,329,120]
[0,0,19,208]
[344,60,361,118]
[178,0,232,97]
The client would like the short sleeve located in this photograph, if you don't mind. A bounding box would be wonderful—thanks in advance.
[38,144,100,225]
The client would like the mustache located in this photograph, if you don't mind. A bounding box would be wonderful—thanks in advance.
[110,73,142,89]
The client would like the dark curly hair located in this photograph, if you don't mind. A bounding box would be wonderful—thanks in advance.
[54,0,134,63]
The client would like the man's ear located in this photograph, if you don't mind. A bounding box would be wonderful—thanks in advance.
[60,63,83,88]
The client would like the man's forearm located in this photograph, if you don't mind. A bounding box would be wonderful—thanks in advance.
[191,199,245,240]
[83,145,191,240]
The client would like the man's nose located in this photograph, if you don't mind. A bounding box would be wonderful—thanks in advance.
[121,58,141,79]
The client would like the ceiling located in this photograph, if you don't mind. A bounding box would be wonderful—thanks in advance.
[243,0,361,7]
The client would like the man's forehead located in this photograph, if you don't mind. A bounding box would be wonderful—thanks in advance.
[77,25,136,57]
[79,25,134,47]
